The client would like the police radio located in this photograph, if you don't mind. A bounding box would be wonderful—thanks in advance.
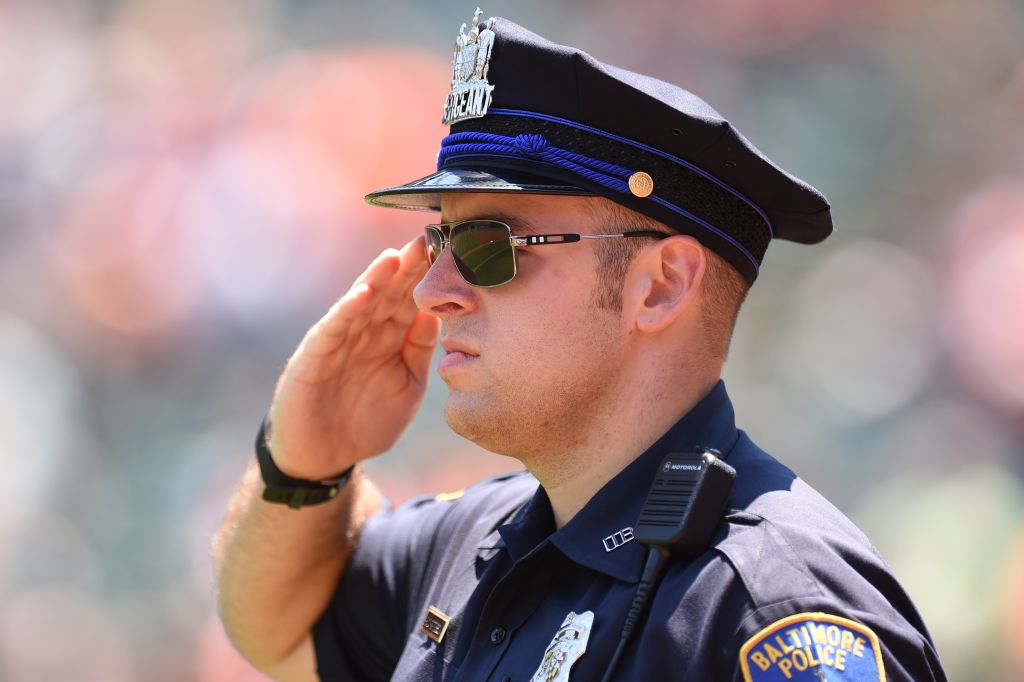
[600,448,736,682]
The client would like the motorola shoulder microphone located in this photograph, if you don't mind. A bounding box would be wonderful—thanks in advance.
[601,448,736,682]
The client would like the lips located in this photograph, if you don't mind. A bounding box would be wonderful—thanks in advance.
[438,338,479,377]
[440,338,479,357]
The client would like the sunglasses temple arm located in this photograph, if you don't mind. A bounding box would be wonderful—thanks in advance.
[514,233,662,247]
[580,231,669,240]
[515,234,583,246]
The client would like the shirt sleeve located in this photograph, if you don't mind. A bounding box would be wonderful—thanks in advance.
[311,471,535,682]
[312,491,456,681]
[713,514,947,682]
[724,601,945,682]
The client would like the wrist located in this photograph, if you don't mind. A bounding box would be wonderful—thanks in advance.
[255,416,354,509]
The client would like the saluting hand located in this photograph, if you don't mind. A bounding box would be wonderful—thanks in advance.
[267,236,439,480]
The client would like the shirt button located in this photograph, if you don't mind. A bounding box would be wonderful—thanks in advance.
[489,626,506,644]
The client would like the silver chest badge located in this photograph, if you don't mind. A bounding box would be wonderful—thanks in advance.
[530,610,595,682]
[442,8,496,125]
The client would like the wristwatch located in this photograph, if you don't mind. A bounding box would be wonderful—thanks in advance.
[255,417,354,509]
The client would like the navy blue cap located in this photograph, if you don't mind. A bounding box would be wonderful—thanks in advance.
[365,14,834,283]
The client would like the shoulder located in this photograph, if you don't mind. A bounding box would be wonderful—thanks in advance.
[718,432,900,614]
[359,469,538,557]
[383,468,537,525]
[652,433,945,680]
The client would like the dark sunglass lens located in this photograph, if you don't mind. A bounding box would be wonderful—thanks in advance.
[450,221,515,286]
[424,226,444,264]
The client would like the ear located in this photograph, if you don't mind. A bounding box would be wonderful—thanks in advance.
[625,236,705,333]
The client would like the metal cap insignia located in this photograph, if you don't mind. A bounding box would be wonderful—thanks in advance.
[442,8,497,125]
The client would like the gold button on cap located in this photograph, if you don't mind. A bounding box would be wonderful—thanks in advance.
[628,171,654,197]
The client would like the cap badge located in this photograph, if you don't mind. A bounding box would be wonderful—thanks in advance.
[443,8,497,126]
[628,171,655,198]
[530,610,595,682]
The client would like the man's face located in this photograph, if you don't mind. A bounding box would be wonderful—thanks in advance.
[413,193,630,459]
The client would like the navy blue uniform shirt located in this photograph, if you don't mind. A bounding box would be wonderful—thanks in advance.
[313,382,945,681]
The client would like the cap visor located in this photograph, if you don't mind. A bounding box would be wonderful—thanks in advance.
[365,168,592,211]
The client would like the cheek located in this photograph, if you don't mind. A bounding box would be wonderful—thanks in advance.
[483,255,615,367]
[493,295,617,373]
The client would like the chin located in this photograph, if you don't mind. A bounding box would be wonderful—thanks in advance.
[443,392,483,439]
[443,391,511,454]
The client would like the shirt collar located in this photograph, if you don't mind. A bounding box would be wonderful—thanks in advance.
[496,380,740,582]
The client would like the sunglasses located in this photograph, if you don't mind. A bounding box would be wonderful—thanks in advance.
[424,219,669,287]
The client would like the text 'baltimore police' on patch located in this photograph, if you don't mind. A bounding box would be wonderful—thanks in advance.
[739,612,885,681]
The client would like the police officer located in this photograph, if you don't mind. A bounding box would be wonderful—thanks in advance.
[214,10,946,681]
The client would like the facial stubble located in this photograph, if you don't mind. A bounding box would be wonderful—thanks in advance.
[441,296,625,472]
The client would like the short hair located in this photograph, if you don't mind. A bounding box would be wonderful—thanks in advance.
[584,199,750,357]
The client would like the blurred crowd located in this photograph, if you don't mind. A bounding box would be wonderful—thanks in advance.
[0,0,1021,679]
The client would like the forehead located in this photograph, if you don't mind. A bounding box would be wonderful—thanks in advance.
[439,193,608,231]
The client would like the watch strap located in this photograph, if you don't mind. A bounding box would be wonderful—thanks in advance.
[255,416,354,509]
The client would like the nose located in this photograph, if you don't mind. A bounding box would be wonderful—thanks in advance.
[413,244,478,319]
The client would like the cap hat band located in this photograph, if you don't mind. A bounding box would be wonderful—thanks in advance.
[446,110,773,277]
[439,132,636,192]
[439,129,761,272]
[487,108,773,238]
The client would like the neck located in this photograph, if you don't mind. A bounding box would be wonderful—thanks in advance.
[526,371,720,529]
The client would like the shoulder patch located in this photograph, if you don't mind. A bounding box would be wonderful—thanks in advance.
[739,612,885,681]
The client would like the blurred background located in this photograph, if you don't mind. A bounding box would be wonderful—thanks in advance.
[0,0,1021,679]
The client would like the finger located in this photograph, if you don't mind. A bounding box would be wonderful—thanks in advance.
[371,238,429,324]
[361,295,423,359]
[314,245,404,339]
[399,234,429,270]
[402,311,440,385]
[368,260,430,353]
[312,281,376,342]
[313,238,427,353]
[367,238,423,296]
[354,248,402,289]
[372,264,428,326]
[391,271,427,328]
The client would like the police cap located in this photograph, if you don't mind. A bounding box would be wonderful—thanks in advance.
[365,12,834,283]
